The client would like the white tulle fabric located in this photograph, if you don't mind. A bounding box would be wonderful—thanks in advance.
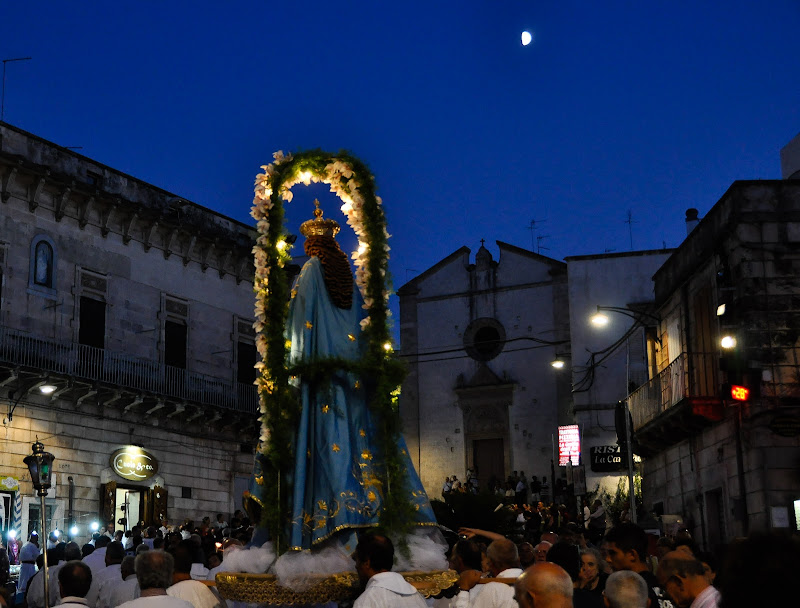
[219,528,447,592]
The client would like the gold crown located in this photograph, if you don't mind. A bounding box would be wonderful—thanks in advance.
[300,199,340,237]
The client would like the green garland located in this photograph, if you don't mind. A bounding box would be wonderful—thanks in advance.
[251,149,414,550]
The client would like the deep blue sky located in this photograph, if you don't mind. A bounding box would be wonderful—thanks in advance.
[2,2,799,293]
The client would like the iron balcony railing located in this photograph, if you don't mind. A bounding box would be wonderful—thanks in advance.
[627,352,720,430]
[0,325,258,413]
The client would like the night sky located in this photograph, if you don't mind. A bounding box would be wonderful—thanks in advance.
[2,2,799,302]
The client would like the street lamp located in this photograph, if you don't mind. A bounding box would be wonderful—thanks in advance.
[24,439,55,608]
[590,304,661,524]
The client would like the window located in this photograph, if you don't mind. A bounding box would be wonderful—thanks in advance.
[165,320,187,369]
[79,297,106,349]
[464,318,506,362]
[237,341,257,384]
[28,235,57,296]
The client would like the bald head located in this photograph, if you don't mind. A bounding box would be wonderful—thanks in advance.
[486,538,520,575]
[515,562,573,608]
[604,570,649,608]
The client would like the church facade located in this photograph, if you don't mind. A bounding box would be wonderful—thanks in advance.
[397,242,572,495]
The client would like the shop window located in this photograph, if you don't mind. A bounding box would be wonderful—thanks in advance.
[28,235,57,296]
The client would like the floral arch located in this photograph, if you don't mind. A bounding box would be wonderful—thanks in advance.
[251,150,410,543]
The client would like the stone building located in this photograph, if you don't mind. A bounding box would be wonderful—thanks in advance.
[398,241,572,496]
[629,181,800,546]
[0,122,259,542]
[565,249,673,497]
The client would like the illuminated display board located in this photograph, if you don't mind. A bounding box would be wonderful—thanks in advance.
[558,424,581,466]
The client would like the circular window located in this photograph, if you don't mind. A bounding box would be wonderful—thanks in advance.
[464,318,506,361]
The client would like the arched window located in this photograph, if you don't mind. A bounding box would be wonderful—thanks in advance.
[29,235,57,294]
[34,240,53,287]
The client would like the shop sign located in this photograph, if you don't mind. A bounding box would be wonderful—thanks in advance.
[0,476,19,491]
[769,416,800,438]
[111,446,158,481]
[590,446,626,472]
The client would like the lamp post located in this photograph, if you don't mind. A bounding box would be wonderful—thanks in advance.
[590,304,661,524]
[24,439,55,608]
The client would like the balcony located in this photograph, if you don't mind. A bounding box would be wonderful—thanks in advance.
[0,324,258,414]
[626,352,724,455]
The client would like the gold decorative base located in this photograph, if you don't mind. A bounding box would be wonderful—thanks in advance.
[215,570,458,605]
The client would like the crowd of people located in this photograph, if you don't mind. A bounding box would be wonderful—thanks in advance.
[0,512,254,608]
[0,508,797,608]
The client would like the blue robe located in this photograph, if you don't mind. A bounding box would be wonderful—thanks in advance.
[265,256,435,550]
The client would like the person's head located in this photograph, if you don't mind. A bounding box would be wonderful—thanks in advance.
[485,538,520,576]
[534,541,552,563]
[58,561,93,599]
[153,537,165,550]
[216,514,224,522]
[546,542,581,582]
[353,534,394,584]
[81,543,95,558]
[29,531,39,545]
[135,543,150,555]
[694,550,718,585]
[207,552,222,569]
[541,532,559,546]
[604,524,648,571]
[448,540,482,573]
[105,541,125,566]
[580,548,603,586]
[655,536,674,559]
[518,542,535,567]
[135,550,174,591]
[114,530,123,540]
[120,556,136,580]
[95,535,111,549]
[173,539,196,574]
[603,570,649,608]
[64,542,82,562]
[656,551,709,608]
[515,562,574,608]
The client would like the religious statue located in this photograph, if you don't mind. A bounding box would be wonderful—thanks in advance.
[246,200,440,577]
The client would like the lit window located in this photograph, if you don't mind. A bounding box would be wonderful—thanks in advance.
[29,235,57,294]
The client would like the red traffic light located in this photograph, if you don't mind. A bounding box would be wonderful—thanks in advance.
[731,385,749,401]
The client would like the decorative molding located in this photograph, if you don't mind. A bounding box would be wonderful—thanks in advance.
[164,228,178,259]
[183,235,196,267]
[1,166,19,203]
[100,200,116,237]
[143,221,159,252]
[55,185,72,221]
[28,176,47,212]
[122,212,138,245]
[78,196,95,229]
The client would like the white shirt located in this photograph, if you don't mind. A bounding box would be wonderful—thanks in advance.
[83,548,109,575]
[28,561,66,608]
[57,596,92,608]
[453,568,522,608]
[167,580,221,608]
[106,575,140,608]
[96,564,124,608]
[118,595,195,608]
[690,585,720,608]
[353,571,427,608]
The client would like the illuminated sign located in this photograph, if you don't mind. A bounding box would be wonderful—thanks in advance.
[731,385,749,401]
[558,424,580,466]
[111,446,158,481]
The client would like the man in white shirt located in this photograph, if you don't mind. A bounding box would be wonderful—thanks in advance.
[657,551,720,608]
[104,557,139,608]
[353,533,426,608]
[83,536,111,576]
[18,532,40,594]
[56,560,95,608]
[95,542,126,608]
[166,541,221,608]
[455,538,523,608]
[116,551,193,608]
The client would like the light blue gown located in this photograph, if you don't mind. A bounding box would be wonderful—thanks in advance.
[251,256,435,551]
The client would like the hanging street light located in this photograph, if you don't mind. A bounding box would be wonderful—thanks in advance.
[24,439,55,608]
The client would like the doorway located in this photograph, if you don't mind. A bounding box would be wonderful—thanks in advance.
[115,488,142,530]
[473,438,504,491]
